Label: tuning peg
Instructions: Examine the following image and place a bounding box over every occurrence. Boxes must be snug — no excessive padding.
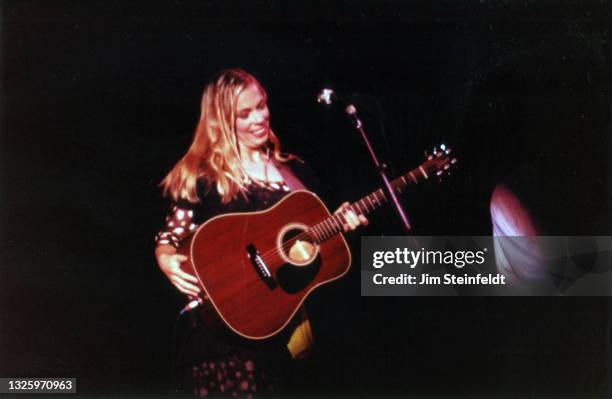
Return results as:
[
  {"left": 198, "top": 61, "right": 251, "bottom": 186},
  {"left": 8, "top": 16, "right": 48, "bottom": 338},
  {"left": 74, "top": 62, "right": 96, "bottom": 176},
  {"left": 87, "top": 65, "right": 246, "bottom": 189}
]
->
[
  {"left": 436, "top": 170, "right": 443, "bottom": 176},
  {"left": 451, "top": 158, "right": 458, "bottom": 164},
  {"left": 444, "top": 165, "right": 450, "bottom": 170}
]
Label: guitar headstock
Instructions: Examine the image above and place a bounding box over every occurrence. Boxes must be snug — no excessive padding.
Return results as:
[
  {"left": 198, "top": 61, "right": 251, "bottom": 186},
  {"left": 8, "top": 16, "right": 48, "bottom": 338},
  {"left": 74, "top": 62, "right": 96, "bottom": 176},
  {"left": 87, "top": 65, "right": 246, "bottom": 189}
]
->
[{"left": 423, "top": 144, "right": 458, "bottom": 180}]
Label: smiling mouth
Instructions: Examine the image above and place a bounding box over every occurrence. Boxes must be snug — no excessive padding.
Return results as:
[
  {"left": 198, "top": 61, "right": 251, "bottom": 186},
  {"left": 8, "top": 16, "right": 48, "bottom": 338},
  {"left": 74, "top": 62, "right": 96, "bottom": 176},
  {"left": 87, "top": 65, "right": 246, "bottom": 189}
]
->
[{"left": 252, "top": 128, "right": 268, "bottom": 136}]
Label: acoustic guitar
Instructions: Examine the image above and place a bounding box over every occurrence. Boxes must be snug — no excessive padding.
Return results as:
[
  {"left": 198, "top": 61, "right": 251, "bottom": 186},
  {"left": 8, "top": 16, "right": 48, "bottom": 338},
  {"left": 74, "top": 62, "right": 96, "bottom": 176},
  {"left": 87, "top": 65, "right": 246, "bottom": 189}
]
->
[{"left": 178, "top": 145, "right": 456, "bottom": 340}]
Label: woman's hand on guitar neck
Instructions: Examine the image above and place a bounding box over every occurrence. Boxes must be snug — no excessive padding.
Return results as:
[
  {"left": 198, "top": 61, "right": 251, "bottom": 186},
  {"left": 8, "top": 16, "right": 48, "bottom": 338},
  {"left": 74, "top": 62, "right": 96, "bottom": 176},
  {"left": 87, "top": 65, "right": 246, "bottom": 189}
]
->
[
  {"left": 155, "top": 245, "right": 201, "bottom": 297},
  {"left": 336, "top": 202, "right": 369, "bottom": 232}
]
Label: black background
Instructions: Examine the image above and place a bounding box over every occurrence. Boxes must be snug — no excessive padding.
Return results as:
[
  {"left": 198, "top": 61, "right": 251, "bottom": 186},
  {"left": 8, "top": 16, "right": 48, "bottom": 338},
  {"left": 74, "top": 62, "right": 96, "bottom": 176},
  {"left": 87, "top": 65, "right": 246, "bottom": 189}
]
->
[{"left": 1, "top": 1, "right": 611, "bottom": 397}]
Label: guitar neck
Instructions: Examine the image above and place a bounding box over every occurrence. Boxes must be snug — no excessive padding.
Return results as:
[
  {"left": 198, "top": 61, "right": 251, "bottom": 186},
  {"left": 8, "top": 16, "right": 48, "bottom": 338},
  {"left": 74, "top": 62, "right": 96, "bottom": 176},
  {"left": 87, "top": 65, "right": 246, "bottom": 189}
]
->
[{"left": 307, "top": 163, "right": 432, "bottom": 244}]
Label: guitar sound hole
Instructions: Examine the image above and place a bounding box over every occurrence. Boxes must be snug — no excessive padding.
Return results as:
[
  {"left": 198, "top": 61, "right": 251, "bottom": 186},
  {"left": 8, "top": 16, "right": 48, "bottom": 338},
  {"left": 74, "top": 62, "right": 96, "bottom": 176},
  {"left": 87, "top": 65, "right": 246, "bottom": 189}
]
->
[
  {"left": 278, "top": 225, "right": 319, "bottom": 266},
  {"left": 276, "top": 224, "right": 321, "bottom": 294}
]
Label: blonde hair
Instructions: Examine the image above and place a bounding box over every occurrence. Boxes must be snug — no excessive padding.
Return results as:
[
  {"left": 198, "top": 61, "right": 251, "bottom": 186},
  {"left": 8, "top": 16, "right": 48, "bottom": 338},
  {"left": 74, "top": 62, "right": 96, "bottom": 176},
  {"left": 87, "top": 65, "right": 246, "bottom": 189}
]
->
[{"left": 161, "top": 68, "right": 296, "bottom": 204}]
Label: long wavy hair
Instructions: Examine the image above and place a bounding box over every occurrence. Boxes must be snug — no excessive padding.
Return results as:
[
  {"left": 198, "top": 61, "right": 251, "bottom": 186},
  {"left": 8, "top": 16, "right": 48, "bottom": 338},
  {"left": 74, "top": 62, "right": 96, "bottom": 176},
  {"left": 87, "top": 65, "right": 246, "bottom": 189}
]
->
[{"left": 161, "top": 68, "right": 296, "bottom": 204}]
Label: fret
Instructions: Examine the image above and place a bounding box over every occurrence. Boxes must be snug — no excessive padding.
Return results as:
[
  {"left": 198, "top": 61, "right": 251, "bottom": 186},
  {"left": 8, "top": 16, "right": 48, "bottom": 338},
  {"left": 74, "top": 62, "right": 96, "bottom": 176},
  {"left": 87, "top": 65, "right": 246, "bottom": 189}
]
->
[
  {"left": 333, "top": 214, "right": 344, "bottom": 232},
  {"left": 330, "top": 217, "right": 339, "bottom": 234},
  {"left": 321, "top": 220, "right": 330, "bottom": 239},
  {"left": 311, "top": 226, "right": 321, "bottom": 243},
  {"left": 418, "top": 166, "right": 428, "bottom": 179},
  {"left": 330, "top": 214, "right": 341, "bottom": 232},
  {"left": 373, "top": 192, "right": 381, "bottom": 206},
  {"left": 409, "top": 171, "right": 418, "bottom": 183},
  {"left": 325, "top": 218, "right": 336, "bottom": 237},
  {"left": 310, "top": 224, "right": 321, "bottom": 242},
  {"left": 306, "top": 228, "right": 314, "bottom": 243},
  {"left": 358, "top": 199, "right": 367, "bottom": 213},
  {"left": 354, "top": 200, "right": 363, "bottom": 214},
  {"left": 313, "top": 224, "right": 322, "bottom": 242},
  {"left": 316, "top": 221, "right": 323, "bottom": 239},
  {"left": 366, "top": 196, "right": 374, "bottom": 210},
  {"left": 328, "top": 217, "right": 337, "bottom": 235},
  {"left": 328, "top": 215, "right": 336, "bottom": 233},
  {"left": 338, "top": 210, "right": 347, "bottom": 228},
  {"left": 317, "top": 223, "right": 326, "bottom": 240},
  {"left": 394, "top": 176, "right": 403, "bottom": 193}
]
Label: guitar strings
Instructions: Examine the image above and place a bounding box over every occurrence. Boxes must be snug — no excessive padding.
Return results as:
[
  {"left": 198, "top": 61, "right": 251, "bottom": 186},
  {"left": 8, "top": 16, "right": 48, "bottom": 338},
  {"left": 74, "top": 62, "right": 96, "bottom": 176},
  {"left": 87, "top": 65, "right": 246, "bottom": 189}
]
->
[
  {"left": 256, "top": 214, "right": 342, "bottom": 264},
  {"left": 257, "top": 209, "right": 354, "bottom": 265}
]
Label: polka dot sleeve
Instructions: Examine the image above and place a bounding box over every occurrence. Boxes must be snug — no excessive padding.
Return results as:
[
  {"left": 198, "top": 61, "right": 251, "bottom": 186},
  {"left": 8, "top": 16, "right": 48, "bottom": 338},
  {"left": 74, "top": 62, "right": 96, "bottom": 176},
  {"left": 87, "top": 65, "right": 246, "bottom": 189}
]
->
[{"left": 155, "top": 205, "right": 199, "bottom": 249}]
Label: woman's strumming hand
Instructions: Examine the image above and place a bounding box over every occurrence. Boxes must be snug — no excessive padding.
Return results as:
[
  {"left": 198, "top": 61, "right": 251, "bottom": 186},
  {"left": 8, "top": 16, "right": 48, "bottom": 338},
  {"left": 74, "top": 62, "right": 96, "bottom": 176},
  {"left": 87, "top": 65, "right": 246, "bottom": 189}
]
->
[{"left": 157, "top": 251, "right": 201, "bottom": 297}]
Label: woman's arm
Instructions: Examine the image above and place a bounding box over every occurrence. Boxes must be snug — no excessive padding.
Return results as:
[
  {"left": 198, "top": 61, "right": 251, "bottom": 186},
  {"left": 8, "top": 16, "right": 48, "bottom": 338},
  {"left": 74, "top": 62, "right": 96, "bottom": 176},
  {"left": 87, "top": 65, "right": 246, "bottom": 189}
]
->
[{"left": 155, "top": 204, "right": 202, "bottom": 297}]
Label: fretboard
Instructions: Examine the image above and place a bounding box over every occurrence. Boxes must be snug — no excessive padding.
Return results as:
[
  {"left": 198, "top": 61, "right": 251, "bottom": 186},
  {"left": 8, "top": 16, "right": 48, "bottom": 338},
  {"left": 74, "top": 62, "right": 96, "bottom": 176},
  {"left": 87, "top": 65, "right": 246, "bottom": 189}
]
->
[{"left": 307, "top": 161, "right": 435, "bottom": 244}]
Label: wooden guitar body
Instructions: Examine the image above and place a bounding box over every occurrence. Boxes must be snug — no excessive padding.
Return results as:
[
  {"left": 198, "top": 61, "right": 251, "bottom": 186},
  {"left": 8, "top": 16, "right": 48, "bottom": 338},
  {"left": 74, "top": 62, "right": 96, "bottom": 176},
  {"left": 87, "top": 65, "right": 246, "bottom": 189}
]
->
[{"left": 180, "top": 190, "right": 351, "bottom": 340}]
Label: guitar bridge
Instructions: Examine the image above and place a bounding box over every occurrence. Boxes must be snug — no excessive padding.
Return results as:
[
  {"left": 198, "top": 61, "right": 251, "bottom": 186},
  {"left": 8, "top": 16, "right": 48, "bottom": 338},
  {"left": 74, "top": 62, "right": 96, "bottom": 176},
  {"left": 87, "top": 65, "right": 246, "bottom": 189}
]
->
[{"left": 246, "top": 244, "right": 277, "bottom": 289}]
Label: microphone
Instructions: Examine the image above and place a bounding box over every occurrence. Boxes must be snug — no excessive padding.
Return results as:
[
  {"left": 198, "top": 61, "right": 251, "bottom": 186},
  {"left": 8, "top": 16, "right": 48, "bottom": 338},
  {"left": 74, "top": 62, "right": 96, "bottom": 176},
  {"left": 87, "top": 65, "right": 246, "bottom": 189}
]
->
[
  {"left": 316, "top": 88, "right": 363, "bottom": 128},
  {"left": 316, "top": 88, "right": 335, "bottom": 105},
  {"left": 180, "top": 297, "right": 204, "bottom": 315}
]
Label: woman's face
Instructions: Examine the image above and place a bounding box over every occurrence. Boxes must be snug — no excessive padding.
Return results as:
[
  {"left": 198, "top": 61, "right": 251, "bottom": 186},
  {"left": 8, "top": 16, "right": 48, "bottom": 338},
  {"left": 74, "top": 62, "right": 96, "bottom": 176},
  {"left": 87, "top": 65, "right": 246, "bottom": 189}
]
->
[{"left": 234, "top": 83, "right": 270, "bottom": 151}]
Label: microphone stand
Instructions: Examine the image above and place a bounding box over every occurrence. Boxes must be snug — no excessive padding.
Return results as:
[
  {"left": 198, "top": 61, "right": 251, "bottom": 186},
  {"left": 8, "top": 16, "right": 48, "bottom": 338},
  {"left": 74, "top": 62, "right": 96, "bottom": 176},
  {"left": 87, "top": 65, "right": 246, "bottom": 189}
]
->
[{"left": 345, "top": 104, "right": 412, "bottom": 233}]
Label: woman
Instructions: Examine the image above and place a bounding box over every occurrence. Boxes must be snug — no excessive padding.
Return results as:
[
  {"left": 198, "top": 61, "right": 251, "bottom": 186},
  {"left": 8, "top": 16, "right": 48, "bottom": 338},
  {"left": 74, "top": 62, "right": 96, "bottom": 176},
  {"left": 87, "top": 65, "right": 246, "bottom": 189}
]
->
[{"left": 155, "top": 68, "right": 366, "bottom": 397}]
